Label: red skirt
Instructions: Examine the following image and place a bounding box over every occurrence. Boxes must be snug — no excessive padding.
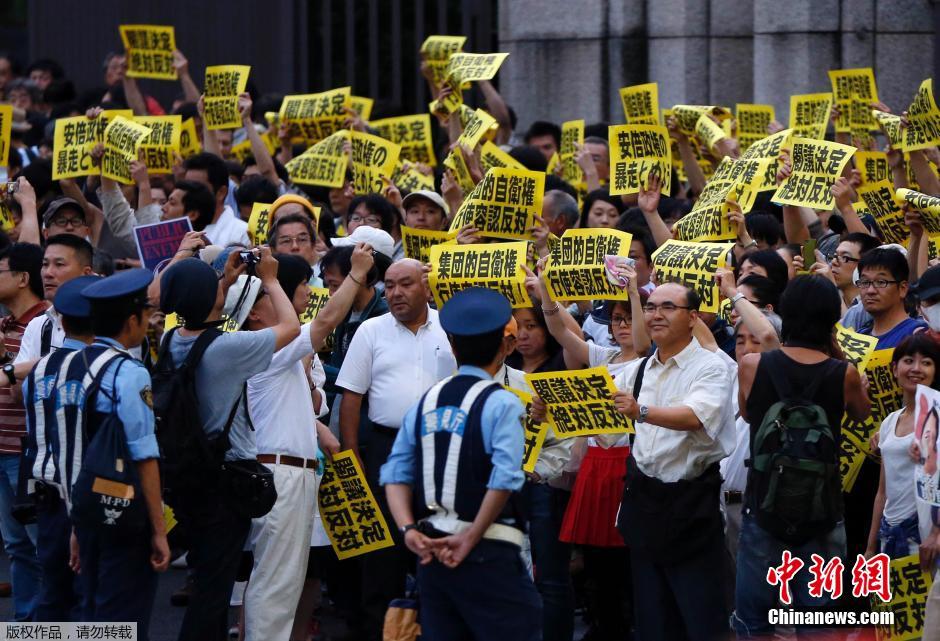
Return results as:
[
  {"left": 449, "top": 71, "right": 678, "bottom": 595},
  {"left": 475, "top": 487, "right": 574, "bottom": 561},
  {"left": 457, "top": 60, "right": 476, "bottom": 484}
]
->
[{"left": 559, "top": 445, "right": 629, "bottom": 547}]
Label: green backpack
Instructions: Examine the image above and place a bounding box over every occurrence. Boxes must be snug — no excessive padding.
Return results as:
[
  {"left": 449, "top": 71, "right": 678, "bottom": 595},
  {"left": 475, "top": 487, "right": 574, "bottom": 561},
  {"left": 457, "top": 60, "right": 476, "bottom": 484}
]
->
[{"left": 748, "top": 351, "right": 844, "bottom": 544}]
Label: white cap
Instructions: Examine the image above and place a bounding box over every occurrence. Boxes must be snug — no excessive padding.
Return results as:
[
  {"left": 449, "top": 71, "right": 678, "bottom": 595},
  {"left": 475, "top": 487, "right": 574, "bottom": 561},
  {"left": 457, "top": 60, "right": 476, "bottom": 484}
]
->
[
  {"left": 332, "top": 226, "right": 395, "bottom": 259},
  {"left": 223, "top": 274, "right": 262, "bottom": 330},
  {"left": 401, "top": 189, "right": 450, "bottom": 217}
]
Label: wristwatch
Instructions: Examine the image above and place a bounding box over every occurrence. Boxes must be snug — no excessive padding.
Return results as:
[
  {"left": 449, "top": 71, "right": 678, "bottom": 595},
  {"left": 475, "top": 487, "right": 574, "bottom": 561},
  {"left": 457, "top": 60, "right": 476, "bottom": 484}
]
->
[
  {"left": 730, "top": 292, "right": 746, "bottom": 307},
  {"left": 3, "top": 363, "right": 15, "bottom": 386},
  {"left": 637, "top": 404, "right": 649, "bottom": 423},
  {"left": 400, "top": 523, "right": 419, "bottom": 535}
]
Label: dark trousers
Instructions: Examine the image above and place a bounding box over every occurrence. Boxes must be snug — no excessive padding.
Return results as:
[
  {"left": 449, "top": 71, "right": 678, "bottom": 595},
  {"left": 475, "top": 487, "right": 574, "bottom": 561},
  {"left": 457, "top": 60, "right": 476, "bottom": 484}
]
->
[
  {"left": 583, "top": 546, "right": 632, "bottom": 640},
  {"left": 630, "top": 528, "right": 729, "bottom": 641},
  {"left": 35, "top": 494, "right": 81, "bottom": 621},
  {"left": 417, "top": 539, "right": 542, "bottom": 641},
  {"left": 176, "top": 494, "right": 251, "bottom": 641},
  {"left": 361, "top": 425, "right": 413, "bottom": 641},
  {"left": 524, "top": 483, "right": 574, "bottom": 641},
  {"left": 76, "top": 526, "right": 157, "bottom": 641}
]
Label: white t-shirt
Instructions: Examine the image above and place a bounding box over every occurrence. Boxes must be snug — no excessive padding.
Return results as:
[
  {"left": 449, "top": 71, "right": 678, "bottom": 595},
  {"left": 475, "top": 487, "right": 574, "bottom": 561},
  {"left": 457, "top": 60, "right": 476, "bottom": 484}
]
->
[
  {"left": 879, "top": 409, "right": 918, "bottom": 526},
  {"left": 247, "top": 323, "right": 319, "bottom": 460},
  {"left": 335, "top": 308, "right": 457, "bottom": 428},
  {"left": 15, "top": 309, "right": 64, "bottom": 365},
  {"left": 204, "top": 205, "right": 250, "bottom": 248},
  {"left": 582, "top": 315, "right": 617, "bottom": 347}
]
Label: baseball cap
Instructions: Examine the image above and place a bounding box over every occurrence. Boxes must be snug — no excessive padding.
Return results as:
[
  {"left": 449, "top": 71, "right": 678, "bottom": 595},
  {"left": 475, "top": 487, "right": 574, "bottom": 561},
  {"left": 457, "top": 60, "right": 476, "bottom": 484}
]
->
[
  {"left": 43, "top": 197, "right": 86, "bottom": 228},
  {"left": 331, "top": 225, "right": 395, "bottom": 259},
  {"left": 401, "top": 190, "right": 450, "bottom": 217}
]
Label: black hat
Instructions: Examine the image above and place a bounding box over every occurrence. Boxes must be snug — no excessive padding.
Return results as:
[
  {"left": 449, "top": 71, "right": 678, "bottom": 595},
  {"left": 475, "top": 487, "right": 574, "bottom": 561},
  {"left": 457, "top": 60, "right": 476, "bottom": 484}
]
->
[
  {"left": 913, "top": 264, "right": 940, "bottom": 302},
  {"left": 439, "top": 288, "right": 512, "bottom": 336}
]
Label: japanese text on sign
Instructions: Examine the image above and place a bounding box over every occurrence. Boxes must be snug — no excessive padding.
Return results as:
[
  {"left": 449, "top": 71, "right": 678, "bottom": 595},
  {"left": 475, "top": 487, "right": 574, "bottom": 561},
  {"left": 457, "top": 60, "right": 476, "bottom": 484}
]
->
[
  {"left": 428, "top": 241, "right": 530, "bottom": 309},
  {"left": 736, "top": 104, "right": 775, "bottom": 153},
  {"left": 671, "top": 105, "right": 732, "bottom": 136},
  {"left": 858, "top": 181, "right": 907, "bottom": 245},
  {"left": 543, "top": 228, "right": 633, "bottom": 302},
  {"left": 299, "top": 287, "right": 330, "bottom": 324},
  {"left": 350, "top": 131, "right": 401, "bottom": 194},
  {"left": 438, "top": 53, "right": 509, "bottom": 113},
  {"left": 828, "top": 68, "right": 879, "bottom": 135},
  {"left": 286, "top": 130, "right": 350, "bottom": 188},
  {"left": 119, "top": 24, "right": 176, "bottom": 80},
  {"left": 52, "top": 116, "right": 99, "bottom": 180},
  {"left": 480, "top": 140, "right": 525, "bottom": 173},
  {"left": 319, "top": 451, "right": 394, "bottom": 559},
  {"left": 507, "top": 387, "right": 548, "bottom": 473},
  {"left": 560, "top": 120, "right": 585, "bottom": 188},
  {"left": 448, "top": 167, "right": 544, "bottom": 241},
  {"left": 524, "top": 367, "right": 633, "bottom": 439},
  {"left": 401, "top": 226, "right": 451, "bottom": 264},
  {"left": 620, "top": 83, "right": 659, "bottom": 126},
  {"left": 608, "top": 124, "right": 672, "bottom": 196},
  {"left": 420, "top": 35, "right": 466, "bottom": 87},
  {"left": 280, "top": 87, "right": 351, "bottom": 144},
  {"left": 102, "top": 116, "right": 152, "bottom": 184},
  {"left": 789, "top": 93, "right": 833, "bottom": 141},
  {"left": 897, "top": 188, "right": 940, "bottom": 235},
  {"left": 871, "top": 554, "right": 933, "bottom": 641},
  {"left": 135, "top": 115, "right": 181, "bottom": 174},
  {"left": 651, "top": 240, "right": 735, "bottom": 313},
  {"left": 203, "top": 65, "right": 251, "bottom": 130},
  {"left": 905, "top": 78, "right": 940, "bottom": 151},
  {"left": 371, "top": 114, "right": 438, "bottom": 166},
  {"left": 772, "top": 138, "right": 855, "bottom": 210}
]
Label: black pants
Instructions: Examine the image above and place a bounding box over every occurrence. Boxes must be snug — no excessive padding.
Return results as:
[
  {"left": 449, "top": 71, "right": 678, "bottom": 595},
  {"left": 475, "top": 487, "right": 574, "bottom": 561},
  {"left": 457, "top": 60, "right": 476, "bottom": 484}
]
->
[
  {"left": 176, "top": 492, "right": 251, "bottom": 641},
  {"left": 582, "top": 546, "right": 632, "bottom": 640},
  {"left": 361, "top": 425, "right": 413, "bottom": 641},
  {"left": 35, "top": 494, "right": 81, "bottom": 621}
]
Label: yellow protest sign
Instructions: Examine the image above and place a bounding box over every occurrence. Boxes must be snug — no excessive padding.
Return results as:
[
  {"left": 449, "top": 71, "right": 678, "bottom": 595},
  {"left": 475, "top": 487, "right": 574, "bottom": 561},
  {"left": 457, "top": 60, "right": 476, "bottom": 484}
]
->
[
  {"left": 439, "top": 53, "right": 510, "bottom": 113},
  {"left": 507, "top": 387, "right": 549, "bottom": 473},
  {"left": 546, "top": 152, "right": 560, "bottom": 175},
  {"left": 671, "top": 105, "right": 732, "bottom": 136},
  {"left": 0, "top": 105, "right": 10, "bottom": 168},
  {"left": 247, "top": 202, "right": 273, "bottom": 245},
  {"left": 651, "top": 240, "right": 735, "bottom": 313},
  {"left": 734, "top": 128, "right": 791, "bottom": 192},
  {"left": 543, "top": 229, "right": 633, "bottom": 301},
  {"left": 179, "top": 118, "right": 201, "bottom": 158},
  {"left": 897, "top": 188, "right": 940, "bottom": 235},
  {"left": 52, "top": 116, "right": 100, "bottom": 180},
  {"left": 560, "top": 120, "right": 585, "bottom": 188},
  {"left": 203, "top": 65, "right": 251, "bottom": 130},
  {"left": 285, "top": 130, "right": 350, "bottom": 188},
  {"left": 905, "top": 78, "right": 940, "bottom": 151},
  {"left": 479, "top": 140, "right": 525, "bottom": 172},
  {"left": 371, "top": 114, "right": 437, "bottom": 166},
  {"left": 871, "top": 554, "right": 934, "bottom": 641},
  {"left": 448, "top": 167, "right": 544, "bottom": 240},
  {"left": 608, "top": 124, "right": 672, "bottom": 196},
  {"left": 280, "top": 87, "right": 351, "bottom": 143},
  {"left": 443, "top": 147, "right": 476, "bottom": 193},
  {"left": 299, "top": 287, "right": 330, "bottom": 324},
  {"left": 858, "top": 181, "right": 907, "bottom": 245},
  {"left": 674, "top": 158, "right": 753, "bottom": 243},
  {"left": 856, "top": 151, "right": 890, "bottom": 186},
  {"left": 736, "top": 104, "right": 775, "bottom": 153},
  {"left": 319, "top": 450, "right": 394, "bottom": 560},
  {"left": 788, "top": 93, "right": 833, "bottom": 140},
  {"left": 420, "top": 35, "right": 467, "bottom": 87},
  {"left": 135, "top": 115, "right": 181, "bottom": 175},
  {"left": 349, "top": 96, "right": 373, "bottom": 121},
  {"left": 401, "top": 226, "right": 451, "bottom": 263},
  {"left": 772, "top": 138, "right": 855, "bottom": 210},
  {"left": 873, "top": 109, "right": 904, "bottom": 149},
  {"left": 229, "top": 139, "right": 253, "bottom": 164},
  {"left": 428, "top": 241, "right": 530, "bottom": 308},
  {"left": 455, "top": 108, "right": 497, "bottom": 151},
  {"left": 350, "top": 131, "right": 401, "bottom": 194},
  {"left": 525, "top": 367, "right": 633, "bottom": 439},
  {"left": 119, "top": 25, "right": 176, "bottom": 80},
  {"left": 866, "top": 348, "right": 904, "bottom": 427},
  {"left": 392, "top": 163, "right": 435, "bottom": 193},
  {"left": 840, "top": 431, "right": 867, "bottom": 492},
  {"left": 828, "top": 68, "right": 879, "bottom": 134},
  {"left": 620, "top": 83, "right": 659, "bottom": 125},
  {"left": 835, "top": 323, "right": 878, "bottom": 372},
  {"left": 102, "top": 116, "right": 152, "bottom": 184},
  {"left": 695, "top": 113, "right": 727, "bottom": 152}
]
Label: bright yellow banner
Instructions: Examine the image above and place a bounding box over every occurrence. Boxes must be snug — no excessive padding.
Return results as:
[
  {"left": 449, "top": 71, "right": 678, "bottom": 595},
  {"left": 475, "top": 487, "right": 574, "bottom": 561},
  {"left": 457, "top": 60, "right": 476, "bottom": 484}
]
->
[
  {"left": 439, "top": 53, "right": 510, "bottom": 113},
  {"left": 736, "top": 104, "right": 775, "bottom": 153},
  {"left": 871, "top": 554, "right": 934, "bottom": 641},
  {"left": 737, "top": 129, "right": 792, "bottom": 192},
  {"left": 524, "top": 367, "right": 633, "bottom": 439},
  {"left": 135, "top": 115, "right": 181, "bottom": 175},
  {"left": 789, "top": 93, "right": 833, "bottom": 140},
  {"left": 204, "top": 65, "right": 251, "bottom": 130},
  {"left": 420, "top": 35, "right": 467, "bottom": 87},
  {"left": 896, "top": 188, "right": 940, "bottom": 235},
  {"left": 620, "top": 83, "right": 659, "bottom": 126},
  {"left": 905, "top": 78, "right": 940, "bottom": 151},
  {"left": 560, "top": 120, "right": 585, "bottom": 188},
  {"left": 674, "top": 159, "right": 751, "bottom": 243},
  {"left": 651, "top": 240, "right": 735, "bottom": 313},
  {"left": 52, "top": 116, "right": 100, "bottom": 180},
  {"left": 371, "top": 114, "right": 437, "bottom": 167},
  {"left": 0, "top": 105, "right": 11, "bottom": 169},
  {"left": 448, "top": 167, "right": 544, "bottom": 240},
  {"left": 772, "top": 137, "right": 855, "bottom": 210},
  {"left": 280, "top": 87, "right": 351, "bottom": 143},
  {"left": 351, "top": 131, "right": 401, "bottom": 194},
  {"left": 119, "top": 24, "right": 176, "bottom": 80},
  {"left": 247, "top": 202, "right": 273, "bottom": 245},
  {"left": 179, "top": 118, "right": 201, "bottom": 158},
  {"left": 856, "top": 150, "right": 890, "bottom": 185},
  {"left": 608, "top": 124, "right": 672, "bottom": 196},
  {"left": 102, "top": 116, "right": 152, "bottom": 184},
  {"left": 695, "top": 113, "right": 727, "bottom": 152},
  {"left": 428, "top": 241, "right": 530, "bottom": 308},
  {"left": 506, "top": 387, "right": 548, "bottom": 473},
  {"left": 828, "top": 68, "right": 878, "bottom": 135},
  {"left": 867, "top": 348, "right": 904, "bottom": 426},
  {"left": 835, "top": 323, "right": 878, "bottom": 372},
  {"left": 319, "top": 450, "right": 395, "bottom": 560},
  {"left": 455, "top": 108, "right": 497, "bottom": 151},
  {"left": 401, "top": 225, "right": 451, "bottom": 264},
  {"left": 671, "top": 105, "right": 732, "bottom": 136},
  {"left": 858, "top": 181, "right": 907, "bottom": 245},
  {"left": 285, "top": 130, "right": 350, "bottom": 188},
  {"left": 479, "top": 140, "right": 525, "bottom": 173},
  {"left": 299, "top": 287, "right": 330, "bottom": 324},
  {"left": 544, "top": 228, "right": 633, "bottom": 301},
  {"left": 392, "top": 163, "right": 436, "bottom": 193},
  {"left": 443, "top": 147, "right": 476, "bottom": 193},
  {"left": 349, "top": 96, "right": 373, "bottom": 121},
  {"left": 873, "top": 109, "right": 904, "bottom": 149}
]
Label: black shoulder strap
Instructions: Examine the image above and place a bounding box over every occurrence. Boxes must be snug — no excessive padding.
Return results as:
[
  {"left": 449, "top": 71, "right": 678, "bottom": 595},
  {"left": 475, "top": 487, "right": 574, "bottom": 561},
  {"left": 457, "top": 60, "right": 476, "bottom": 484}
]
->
[
  {"left": 632, "top": 355, "right": 653, "bottom": 399},
  {"left": 181, "top": 328, "right": 224, "bottom": 369},
  {"left": 39, "top": 317, "right": 53, "bottom": 357},
  {"left": 764, "top": 350, "right": 827, "bottom": 403}
]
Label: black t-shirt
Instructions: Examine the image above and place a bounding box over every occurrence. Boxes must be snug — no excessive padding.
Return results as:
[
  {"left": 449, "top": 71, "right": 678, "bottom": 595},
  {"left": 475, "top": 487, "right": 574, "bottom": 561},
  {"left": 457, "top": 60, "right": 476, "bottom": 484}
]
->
[{"left": 504, "top": 348, "right": 566, "bottom": 375}]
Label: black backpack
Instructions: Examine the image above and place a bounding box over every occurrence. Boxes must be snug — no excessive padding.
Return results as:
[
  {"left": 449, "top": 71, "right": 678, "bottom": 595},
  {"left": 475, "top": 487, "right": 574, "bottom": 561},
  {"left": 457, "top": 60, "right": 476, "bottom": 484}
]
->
[
  {"left": 748, "top": 351, "right": 844, "bottom": 544},
  {"left": 152, "top": 328, "right": 236, "bottom": 507}
]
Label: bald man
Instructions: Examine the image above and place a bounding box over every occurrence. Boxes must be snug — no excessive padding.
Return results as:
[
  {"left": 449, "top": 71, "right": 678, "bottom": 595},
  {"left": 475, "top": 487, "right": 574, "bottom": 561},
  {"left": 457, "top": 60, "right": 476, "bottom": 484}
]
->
[{"left": 335, "top": 257, "right": 457, "bottom": 640}]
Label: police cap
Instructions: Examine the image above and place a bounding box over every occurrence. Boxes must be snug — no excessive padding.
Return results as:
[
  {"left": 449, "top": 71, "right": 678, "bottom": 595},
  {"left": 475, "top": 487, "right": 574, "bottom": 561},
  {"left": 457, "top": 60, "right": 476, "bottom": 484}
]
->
[
  {"left": 53, "top": 275, "right": 103, "bottom": 318},
  {"left": 439, "top": 287, "right": 512, "bottom": 337},
  {"left": 81, "top": 268, "right": 153, "bottom": 307}
]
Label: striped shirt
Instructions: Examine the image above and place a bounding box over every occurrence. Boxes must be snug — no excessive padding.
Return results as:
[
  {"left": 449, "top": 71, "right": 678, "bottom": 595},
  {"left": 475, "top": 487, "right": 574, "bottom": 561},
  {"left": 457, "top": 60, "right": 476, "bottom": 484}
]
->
[{"left": 0, "top": 302, "right": 50, "bottom": 454}]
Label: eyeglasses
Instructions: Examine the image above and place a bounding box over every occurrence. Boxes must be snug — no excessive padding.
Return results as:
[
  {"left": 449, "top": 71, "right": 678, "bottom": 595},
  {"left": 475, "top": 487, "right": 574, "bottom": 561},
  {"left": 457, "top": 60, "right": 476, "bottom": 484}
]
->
[
  {"left": 610, "top": 315, "right": 632, "bottom": 327},
  {"left": 50, "top": 216, "right": 86, "bottom": 228},
  {"left": 828, "top": 253, "right": 860, "bottom": 265},
  {"left": 275, "top": 234, "right": 312, "bottom": 247},
  {"left": 855, "top": 279, "right": 900, "bottom": 290},
  {"left": 349, "top": 214, "right": 382, "bottom": 226},
  {"left": 643, "top": 302, "right": 692, "bottom": 314}
]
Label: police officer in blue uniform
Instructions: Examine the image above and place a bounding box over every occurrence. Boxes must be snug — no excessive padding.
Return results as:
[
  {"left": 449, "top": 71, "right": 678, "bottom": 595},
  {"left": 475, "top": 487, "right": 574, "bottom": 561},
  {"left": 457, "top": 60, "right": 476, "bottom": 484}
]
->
[
  {"left": 381, "top": 287, "right": 542, "bottom": 641},
  {"left": 68, "top": 269, "right": 169, "bottom": 638},
  {"left": 24, "top": 274, "right": 101, "bottom": 620}
]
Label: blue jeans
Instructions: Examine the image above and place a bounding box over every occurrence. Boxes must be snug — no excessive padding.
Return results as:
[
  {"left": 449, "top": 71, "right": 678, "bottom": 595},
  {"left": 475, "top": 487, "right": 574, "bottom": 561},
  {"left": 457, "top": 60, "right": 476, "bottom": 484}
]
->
[
  {"left": 526, "top": 483, "right": 574, "bottom": 641},
  {"left": 0, "top": 452, "right": 41, "bottom": 621},
  {"left": 732, "top": 512, "right": 847, "bottom": 639}
]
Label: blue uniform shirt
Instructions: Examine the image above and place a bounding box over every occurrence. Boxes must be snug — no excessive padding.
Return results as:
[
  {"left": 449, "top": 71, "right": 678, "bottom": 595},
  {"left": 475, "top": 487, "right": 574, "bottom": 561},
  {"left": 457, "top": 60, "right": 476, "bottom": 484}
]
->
[
  {"left": 92, "top": 337, "right": 159, "bottom": 462},
  {"left": 380, "top": 365, "right": 526, "bottom": 491}
]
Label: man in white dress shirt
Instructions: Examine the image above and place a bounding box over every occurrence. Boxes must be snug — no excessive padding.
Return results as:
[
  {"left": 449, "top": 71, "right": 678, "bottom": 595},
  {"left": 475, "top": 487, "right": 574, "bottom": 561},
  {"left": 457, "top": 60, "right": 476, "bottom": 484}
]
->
[{"left": 183, "top": 152, "right": 249, "bottom": 248}]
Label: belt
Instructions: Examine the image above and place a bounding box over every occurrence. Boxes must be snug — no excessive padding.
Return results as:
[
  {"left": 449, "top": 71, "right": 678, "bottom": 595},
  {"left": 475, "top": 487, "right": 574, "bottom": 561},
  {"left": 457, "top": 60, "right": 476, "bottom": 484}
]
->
[
  {"left": 724, "top": 490, "right": 743, "bottom": 505},
  {"left": 371, "top": 424, "right": 399, "bottom": 437},
  {"left": 257, "top": 453, "right": 319, "bottom": 471},
  {"left": 425, "top": 514, "right": 525, "bottom": 548}
]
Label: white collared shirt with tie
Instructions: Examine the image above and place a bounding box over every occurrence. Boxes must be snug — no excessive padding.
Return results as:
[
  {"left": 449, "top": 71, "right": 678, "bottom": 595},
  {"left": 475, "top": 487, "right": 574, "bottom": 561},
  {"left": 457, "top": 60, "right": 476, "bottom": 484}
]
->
[{"left": 613, "top": 336, "right": 736, "bottom": 482}]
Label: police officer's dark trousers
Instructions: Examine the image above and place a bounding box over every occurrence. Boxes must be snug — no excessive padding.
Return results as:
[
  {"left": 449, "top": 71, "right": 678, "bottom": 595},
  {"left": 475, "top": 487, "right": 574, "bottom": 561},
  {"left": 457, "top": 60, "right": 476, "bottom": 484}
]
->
[
  {"left": 417, "top": 538, "right": 542, "bottom": 641},
  {"left": 75, "top": 526, "right": 157, "bottom": 640},
  {"left": 34, "top": 490, "right": 82, "bottom": 620}
]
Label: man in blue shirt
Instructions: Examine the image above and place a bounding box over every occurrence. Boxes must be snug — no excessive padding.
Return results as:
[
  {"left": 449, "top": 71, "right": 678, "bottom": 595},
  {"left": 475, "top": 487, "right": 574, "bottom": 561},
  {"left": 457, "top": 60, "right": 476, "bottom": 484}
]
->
[
  {"left": 381, "top": 288, "right": 541, "bottom": 641},
  {"left": 856, "top": 247, "right": 927, "bottom": 349}
]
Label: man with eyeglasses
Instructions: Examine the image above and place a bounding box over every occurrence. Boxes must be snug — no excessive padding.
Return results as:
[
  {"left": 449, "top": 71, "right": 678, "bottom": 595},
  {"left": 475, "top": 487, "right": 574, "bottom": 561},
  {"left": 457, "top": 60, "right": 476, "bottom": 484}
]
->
[
  {"left": 606, "top": 281, "right": 735, "bottom": 641},
  {"left": 42, "top": 198, "right": 90, "bottom": 242},
  {"left": 823, "top": 232, "right": 881, "bottom": 329},
  {"left": 854, "top": 247, "right": 926, "bottom": 349}
]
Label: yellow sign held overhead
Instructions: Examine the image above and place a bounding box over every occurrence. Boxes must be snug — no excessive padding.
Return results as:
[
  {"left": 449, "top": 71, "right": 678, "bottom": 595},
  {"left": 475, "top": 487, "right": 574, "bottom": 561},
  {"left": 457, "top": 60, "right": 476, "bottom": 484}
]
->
[
  {"left": 788, "top": 93, "right": 833, "bottom": 140},
  {"left": 651, "top": 240, "right": 734, "bottom": 313},
  {"left": 299, "top": 287, "right": 330, "bottom": 324},
  {"left": 828, "top": 68, "right": 878, "bottom": 135},
  {"left": 179, "top": 118, "right": 201, "bottom": 158},
  {"left": 119, "top": 25, "right": 176, "bottom": 80},
  {"left": 544, "top": 228, "right": 633, "bottom": 301},
  {"left": 898, "top": 187, "right": 940, "bottom": 235},
  {"left": 904, "top": 78, "right": 940, "bottom": 151},
  {"left": 420, "top": 35, "right": 467, "bottom": 87},
  {"left": 506, "top": 387, "right": 549, "bottom": 473},
  {"left": 135, "top": 115, "right": 181, "bottom": 175},
  {"left": 619, "top": 83, "right": 659, "bottom": 126},
  {"left": 736, "top": 104, "right": 775, "bottom": 153},
  {"left": 524, "top": 367, "right": 633, "bottom": 439},
  {"left": 772, "top": 137, "right": 855, "bottom": 210},
  {"left": 401, "top": 226, "right": 451, "bottom": 264},
  {"left": 279, "top": 87, "right": 351, "bottom": 144},
  {"left": 350, "top": 131, "right": 401, "bottom": 194},
  {"left": 101, "top": 116, "right": 152, "bottom": 184},
  {"left": 285, "top": 130, "right": 350, "bottom": 188},
  {"left": 858, "top": 181, "right": 907, "bottom": 245},
  {"left": 204, "top": 65, "right": 251, "bottom": 130},
  {"left": 371, "top": 114, "right": 437, "bottom": 167},
  {"left": 428, "top": 241, "right": 530, "bottom": 308},
  {"left": 560, "top": 120, "right": 585, "bottom": 189},
  {"left": 448, "top": 167, "right": 544, "bottom": 241},
  {"left": 52, "top": 116, "right": 100, "bottom": 180},
  {"left": 438, "top": 53, "right": 509, "bottom": 113},
  {"left": 608, "top": 124, "right": 672, "bottom": 196}
]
